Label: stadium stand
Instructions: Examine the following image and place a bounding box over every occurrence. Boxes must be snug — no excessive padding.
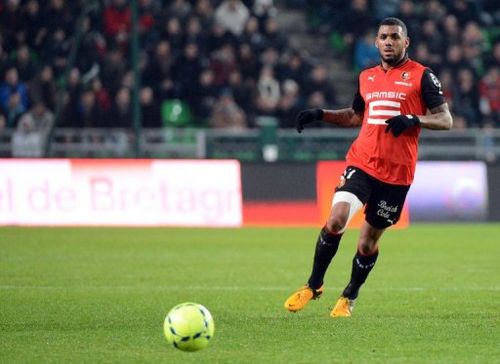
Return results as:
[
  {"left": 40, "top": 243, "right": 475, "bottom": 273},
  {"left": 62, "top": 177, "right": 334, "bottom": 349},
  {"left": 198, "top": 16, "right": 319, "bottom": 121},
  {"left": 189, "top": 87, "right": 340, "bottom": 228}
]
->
[{"left": 0, "top": 0, "right": 498, "bottom": 158}]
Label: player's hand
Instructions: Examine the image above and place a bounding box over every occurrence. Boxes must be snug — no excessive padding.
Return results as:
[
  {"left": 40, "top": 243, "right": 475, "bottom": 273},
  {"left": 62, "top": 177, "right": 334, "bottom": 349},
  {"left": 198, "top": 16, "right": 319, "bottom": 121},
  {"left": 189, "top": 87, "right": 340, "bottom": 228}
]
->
[
  {"left": 295, "top": 108, "right": 323, "bottom": 133},
  {"left": 385, "top": 114, "right": 420, "bottom": 137}
]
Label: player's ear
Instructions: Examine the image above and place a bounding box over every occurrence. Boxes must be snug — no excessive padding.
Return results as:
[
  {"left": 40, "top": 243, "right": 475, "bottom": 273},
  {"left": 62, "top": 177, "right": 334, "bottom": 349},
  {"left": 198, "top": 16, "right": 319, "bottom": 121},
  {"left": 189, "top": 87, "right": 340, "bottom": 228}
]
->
[{"left": 404, "top": 36, "right": 410, "bottom": 49}]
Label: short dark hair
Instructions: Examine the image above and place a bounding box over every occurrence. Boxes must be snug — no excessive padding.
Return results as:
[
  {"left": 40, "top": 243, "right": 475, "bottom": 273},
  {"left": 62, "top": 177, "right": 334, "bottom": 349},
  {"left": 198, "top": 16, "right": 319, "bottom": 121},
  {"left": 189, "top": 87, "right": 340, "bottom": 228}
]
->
[{"left": 378, "top": 17, "right": 408, "bottom": 36}]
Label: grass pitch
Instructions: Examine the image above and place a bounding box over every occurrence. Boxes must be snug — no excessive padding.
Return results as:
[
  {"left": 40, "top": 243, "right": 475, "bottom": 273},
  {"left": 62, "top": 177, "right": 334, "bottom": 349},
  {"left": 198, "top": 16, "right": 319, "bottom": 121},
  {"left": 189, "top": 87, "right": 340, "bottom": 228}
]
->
[{"left": 1, "top": 225, "right": 499, "bottom": 363}]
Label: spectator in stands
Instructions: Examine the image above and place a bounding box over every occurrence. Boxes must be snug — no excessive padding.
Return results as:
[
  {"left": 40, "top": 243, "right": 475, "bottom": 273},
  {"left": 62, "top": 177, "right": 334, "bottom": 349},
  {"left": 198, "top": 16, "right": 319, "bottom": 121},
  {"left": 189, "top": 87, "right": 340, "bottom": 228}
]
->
[
  {"left": 253, "top": 0, "right": 277, "bottom": 24},
  {"left": 303, "top": 65, "right": 336, "bottom": 107},
  {"left": 0, "top": 0, "right": 23, "bottom": 51},
  {"left": 422, "top": 0, "right": 447, "bottom": 22},
  {"left": 256, "top": 65, "right": 280, "bottom": 115},
  {"left": 439, "top": 68, "right": 456, "bottom": 109},
  {"left": 276, "top": 79, "right": 303, "bottom": 128},
  {"left": 69, "top": 89, "right": 101, "bottom": 128},
  {"left": 206, "top": 22, "right": 235, "bottom": 55},
  {"left": 237, "top": 43, "right": 260, "bottom": 81},
  {"left": 12, "top": 111, "right": 45, "bottom": 157},
  {"left": 100, "top": 48, "right": 127, "bottom": 96},
  {"left": 444, "top": 44, "right": 468, "bottom": 75},
  {"left": 43, "top": 27, "right": 71, "bottom": 78},
  {"left": 479, "top": 67, "right": 500, "bottom": 125},
  {"left": 43, "top": 0, "right": 74, "bottom": 34},
  {"left": 29, "top": 65, "right": 57, "bottom": 112},
  {"left": 0, "top": 114, "right": 6, "bottom": 132},
  {"left": 240, "top": 16, "right": 267, "bottom": 53},
  {"left": 353, "top": 30, "right": 380, "bottom": 71},
  {"left": 210, "top": 43, "right": 238, "bottom": 86},
  {"left": 484, "top": 41, "right": 500, "bottom": 70},
  {"left": 337, "top": 0, "right": 376, "bottom": 65},
  {"left": 0, "top": 67, "right": 29, "bottom": 119},
  {"left": 0, "top": 44, "right": 8, "bottom": 79},
  {"left": 454, "top": 67, "right": 482, "bottom": 127},
  {"left": 215, "top": 0, "right": 250, "bottom": 37},
  {"left": 162, "top": 17, "right": 184, "bottom": 54},
  {"left": 210, "top": 88, "right": 247, "bottom": 129},
  {"left": 228, "top": 69, "right": 256, "bottom": 119},
  {"left": 140, "top": 86, "right": 161, "bottom": 128},
  {"left": 103, "top": 0, "right": 131, "bottom": 48},
  {"left": 192, "top": 68, "right": 220, "bottom": 123},
  {"left": 175, "top": 42, "right": 203, "bottom": 100},
  {"left": 185, "top": 16, "right": 206, "bottom": 54},
  {"left": 395, "top": 0, "right": 421, "bottom": 43},
  {"left": 143, "top": 40, "right": 176, "bottom": 100},
  {"left": 441, "top": 14, "right": 461, "bottom": 46},
  {"left": 17, "top": 100, "right": 53, "bottom": 135},
  {"left": 449, "top": 0, "right": 481, "bottom": 27},
  {"left": 420, "top": 19, "right": 444, "bottom": 61},
  {"left": 11, "top": 44, "right": 37, "bottom": 83},
  {"left": 168, "top": 0, "right": 192, "bottom": 20},
  {"left": 194, "top": 0, "right": 214, "bottom": 29},
  {"left": 2, "top": 92, "right": 26, "bottom": 128},
  {"left": 263, "top": 17, "right": 288, "bottom": 52},
  {"left": 90, "top": 78, "right": 112, "bottom": 113},
  {"left": 279, "top": 51, "right": 310, "bottom": 86},
  {"left": 461, "top": 21, "right": 487, "bottom": 74},
  {"left": 302, "top": 90, "right": 329, "bottom": 128},
  {"left": 107, "top": 87, "right": 132, "bottom": 128},
  {"left": 414, "top": 42, "right": 441, "bottom": 74}
]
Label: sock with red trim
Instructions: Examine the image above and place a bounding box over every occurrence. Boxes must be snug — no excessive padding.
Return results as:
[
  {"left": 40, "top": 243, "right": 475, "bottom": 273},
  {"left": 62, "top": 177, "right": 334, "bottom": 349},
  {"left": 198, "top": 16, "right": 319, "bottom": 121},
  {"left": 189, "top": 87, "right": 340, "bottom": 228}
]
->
[
  {"left": 307, "top": 226, "right": 343, "bottom": 289},
  {"left": 342, "top": 248, "right": 379, "bottom": 299}
]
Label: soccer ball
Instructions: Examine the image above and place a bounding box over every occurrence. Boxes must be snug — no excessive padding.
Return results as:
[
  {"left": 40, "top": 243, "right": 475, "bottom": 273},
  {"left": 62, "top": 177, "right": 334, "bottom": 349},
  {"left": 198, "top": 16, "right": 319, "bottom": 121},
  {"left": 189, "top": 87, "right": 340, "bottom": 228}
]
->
[{"left": 163, "top": 302, "right": 215, "bottom": 352}]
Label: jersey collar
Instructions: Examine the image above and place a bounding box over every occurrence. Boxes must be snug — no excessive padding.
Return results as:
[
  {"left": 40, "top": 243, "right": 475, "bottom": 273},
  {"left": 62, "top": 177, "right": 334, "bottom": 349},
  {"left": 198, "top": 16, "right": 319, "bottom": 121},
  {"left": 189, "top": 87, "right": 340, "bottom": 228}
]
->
[{"left": 380, "top": 53, "right": 410, "bottom": 72}]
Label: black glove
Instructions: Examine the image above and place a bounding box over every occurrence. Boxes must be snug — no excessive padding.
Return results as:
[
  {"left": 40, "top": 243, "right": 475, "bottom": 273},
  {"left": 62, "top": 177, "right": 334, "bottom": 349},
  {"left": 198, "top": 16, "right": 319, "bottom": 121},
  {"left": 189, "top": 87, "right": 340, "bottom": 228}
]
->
[
  {"left": 385, "top": 114, "right": 420, "bottom": 137},
  {"left": 295, "top": 108, "right": 323, "bottom": 133}
]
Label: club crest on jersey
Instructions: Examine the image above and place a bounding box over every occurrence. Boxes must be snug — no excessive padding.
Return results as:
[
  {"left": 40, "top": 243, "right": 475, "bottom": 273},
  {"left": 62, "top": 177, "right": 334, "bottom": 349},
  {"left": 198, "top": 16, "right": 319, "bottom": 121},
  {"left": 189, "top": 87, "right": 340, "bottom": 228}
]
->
[{"left": 401, "top": 71, "right": 410, "bottom": 81}]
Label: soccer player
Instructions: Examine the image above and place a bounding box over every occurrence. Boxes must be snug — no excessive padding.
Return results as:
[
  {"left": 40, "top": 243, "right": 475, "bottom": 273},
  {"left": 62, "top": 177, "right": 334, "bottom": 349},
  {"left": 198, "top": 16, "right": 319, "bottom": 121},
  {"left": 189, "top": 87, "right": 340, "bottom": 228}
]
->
[{"left": 284, "top": 17, "right": 453, "bottom": 317}]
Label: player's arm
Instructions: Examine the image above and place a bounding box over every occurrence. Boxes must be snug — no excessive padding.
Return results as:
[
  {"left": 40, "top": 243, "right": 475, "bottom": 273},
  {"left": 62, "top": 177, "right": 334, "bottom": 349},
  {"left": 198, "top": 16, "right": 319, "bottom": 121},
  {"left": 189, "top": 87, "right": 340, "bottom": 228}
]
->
[
  {"left": 321, "top": 108, "right": 363, "bottom": 127},
  {"left": 295, "top": 87, "right": 364, "bottom": 133},
  {"left": 418, "top": 102, "right": 453, "bottom": 130},
  {"left": 385, "top": 69, "right": 453, "bottom": 137}
]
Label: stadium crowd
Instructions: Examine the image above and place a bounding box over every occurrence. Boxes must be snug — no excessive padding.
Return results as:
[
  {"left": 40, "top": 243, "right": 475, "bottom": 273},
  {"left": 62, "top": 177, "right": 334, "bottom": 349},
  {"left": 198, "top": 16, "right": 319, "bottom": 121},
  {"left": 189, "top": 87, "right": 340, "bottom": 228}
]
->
[{"left": 0, "top": 0, "right": 498, "bottom": 140}]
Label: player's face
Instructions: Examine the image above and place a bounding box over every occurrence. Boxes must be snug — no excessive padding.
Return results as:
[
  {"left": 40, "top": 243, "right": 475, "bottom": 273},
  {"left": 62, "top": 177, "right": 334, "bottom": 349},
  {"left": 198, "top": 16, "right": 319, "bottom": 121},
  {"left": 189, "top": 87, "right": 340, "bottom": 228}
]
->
[{"left": 375, "top": 25, "right": 409, "bottom": 65}]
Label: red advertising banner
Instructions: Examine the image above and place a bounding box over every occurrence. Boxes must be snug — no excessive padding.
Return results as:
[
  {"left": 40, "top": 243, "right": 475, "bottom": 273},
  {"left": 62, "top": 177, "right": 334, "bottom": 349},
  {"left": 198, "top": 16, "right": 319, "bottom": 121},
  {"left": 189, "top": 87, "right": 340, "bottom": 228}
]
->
[{"left": 0, "top": 159, "right": 242, "bottom": 227}]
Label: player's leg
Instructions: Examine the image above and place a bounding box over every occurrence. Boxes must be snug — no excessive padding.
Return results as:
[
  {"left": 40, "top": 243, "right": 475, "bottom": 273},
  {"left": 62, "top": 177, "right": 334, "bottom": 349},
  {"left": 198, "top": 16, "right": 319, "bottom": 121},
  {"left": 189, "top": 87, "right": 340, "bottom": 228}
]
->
[
  {"left": 284, "top": 167, "right": 368, "bottom": 312},
  {"left": 331, "top": 222, "right": 384, "bottom": 317},
  {"left": 331, "top": 180, "right": 410, "bottom": 317},
  {"left": 307, "top": 192, "right": 364, "bottom": 290},
  {"left": 284, "top": 196, "right": 362, "bottom": 312}
]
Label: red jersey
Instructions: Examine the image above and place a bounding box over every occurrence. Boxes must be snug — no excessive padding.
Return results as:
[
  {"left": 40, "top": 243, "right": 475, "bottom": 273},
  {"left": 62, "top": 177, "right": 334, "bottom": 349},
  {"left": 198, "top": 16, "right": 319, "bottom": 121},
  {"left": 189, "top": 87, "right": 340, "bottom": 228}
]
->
[{"left": 346, "top": 59, "right": 444, "bottom": 185}]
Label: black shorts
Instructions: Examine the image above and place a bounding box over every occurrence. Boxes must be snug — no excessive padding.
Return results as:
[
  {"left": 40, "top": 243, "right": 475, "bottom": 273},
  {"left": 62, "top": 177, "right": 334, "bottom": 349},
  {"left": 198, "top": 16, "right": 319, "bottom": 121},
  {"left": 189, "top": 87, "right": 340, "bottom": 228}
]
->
[{"left": 335, "top": 166, "right": 410, "bottom": 229}]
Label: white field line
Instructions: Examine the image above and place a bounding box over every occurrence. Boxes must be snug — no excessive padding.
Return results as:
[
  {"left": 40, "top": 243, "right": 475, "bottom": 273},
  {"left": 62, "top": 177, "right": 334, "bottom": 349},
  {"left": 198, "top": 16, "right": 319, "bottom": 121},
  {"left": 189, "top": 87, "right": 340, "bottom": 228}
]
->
[{"left": 0, "top": 285, "right": 499, "bottom": 292}]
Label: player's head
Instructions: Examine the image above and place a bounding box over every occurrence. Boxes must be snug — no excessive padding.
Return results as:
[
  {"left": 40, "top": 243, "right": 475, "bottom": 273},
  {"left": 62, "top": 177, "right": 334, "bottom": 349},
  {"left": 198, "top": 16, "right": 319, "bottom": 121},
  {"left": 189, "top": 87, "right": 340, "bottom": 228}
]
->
[{"left": 375, "top": 17, "right": 409, "bottom": 66}]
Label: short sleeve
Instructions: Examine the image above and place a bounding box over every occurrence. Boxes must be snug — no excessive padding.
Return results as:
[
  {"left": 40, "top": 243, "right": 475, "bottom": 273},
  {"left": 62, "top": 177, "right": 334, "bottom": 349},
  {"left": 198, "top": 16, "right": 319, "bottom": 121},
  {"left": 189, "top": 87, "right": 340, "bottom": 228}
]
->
[{"left": 421, "top": 68, "right": 446, "bottom": 110}]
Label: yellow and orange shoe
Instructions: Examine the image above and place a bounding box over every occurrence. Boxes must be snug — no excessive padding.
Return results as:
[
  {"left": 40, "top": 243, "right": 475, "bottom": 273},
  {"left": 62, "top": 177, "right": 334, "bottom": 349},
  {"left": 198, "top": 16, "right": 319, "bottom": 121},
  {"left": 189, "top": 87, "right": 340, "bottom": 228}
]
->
[
  {"left": 284, "top": 285, "right": 323, "bottom": 312},
  {"left": 330, "top": 296, "right": 354, "bottom": 318}
]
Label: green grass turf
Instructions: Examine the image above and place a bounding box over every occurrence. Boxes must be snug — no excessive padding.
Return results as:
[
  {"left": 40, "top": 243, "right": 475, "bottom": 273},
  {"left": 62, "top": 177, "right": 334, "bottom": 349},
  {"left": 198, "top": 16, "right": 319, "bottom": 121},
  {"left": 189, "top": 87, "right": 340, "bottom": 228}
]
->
[{"left": 1, "top": 225, "right": 499, "bottom": 363}]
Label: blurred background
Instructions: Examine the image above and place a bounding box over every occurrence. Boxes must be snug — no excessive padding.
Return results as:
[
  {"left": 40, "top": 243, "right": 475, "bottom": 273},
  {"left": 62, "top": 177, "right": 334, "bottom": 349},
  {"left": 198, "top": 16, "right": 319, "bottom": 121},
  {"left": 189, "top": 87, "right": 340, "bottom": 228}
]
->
[
  {"left": 0, "top": 0, "right": 498, "bottom": 161},
  {"left": 0, "top": 0, "right": 498, "bottom": 226}
]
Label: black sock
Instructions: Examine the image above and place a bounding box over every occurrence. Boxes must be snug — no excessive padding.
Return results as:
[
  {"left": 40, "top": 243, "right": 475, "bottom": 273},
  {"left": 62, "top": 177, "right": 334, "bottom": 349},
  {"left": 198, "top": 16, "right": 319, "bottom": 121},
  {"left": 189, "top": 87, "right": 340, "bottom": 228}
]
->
[
  {"left": 307, "top": 226, "right": 342, "bottom": 289},
  {"left": 342, "top": 249, "right": 379, "bottom": 300}
]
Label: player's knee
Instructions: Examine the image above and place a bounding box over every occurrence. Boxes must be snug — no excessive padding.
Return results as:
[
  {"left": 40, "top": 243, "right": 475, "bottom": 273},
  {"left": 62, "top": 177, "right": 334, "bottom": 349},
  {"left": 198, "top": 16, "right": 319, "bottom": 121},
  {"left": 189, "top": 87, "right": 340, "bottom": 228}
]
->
[
  {"left": 358, "top": 241, "right": 378, "bottom": 255},
  {"left": 326, "top": 215, "right": 348, "bottom": 234}
]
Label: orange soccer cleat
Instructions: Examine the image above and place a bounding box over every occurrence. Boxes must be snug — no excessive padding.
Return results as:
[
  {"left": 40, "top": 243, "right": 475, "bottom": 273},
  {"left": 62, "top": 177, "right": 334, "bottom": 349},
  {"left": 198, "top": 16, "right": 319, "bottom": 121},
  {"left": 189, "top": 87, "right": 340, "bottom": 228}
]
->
[
  {"left": 330, "top": 296, "right": 355, "bottom": 318},
  {"left": 284, "top": 285, "right": 324, "bottom": 312}
]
